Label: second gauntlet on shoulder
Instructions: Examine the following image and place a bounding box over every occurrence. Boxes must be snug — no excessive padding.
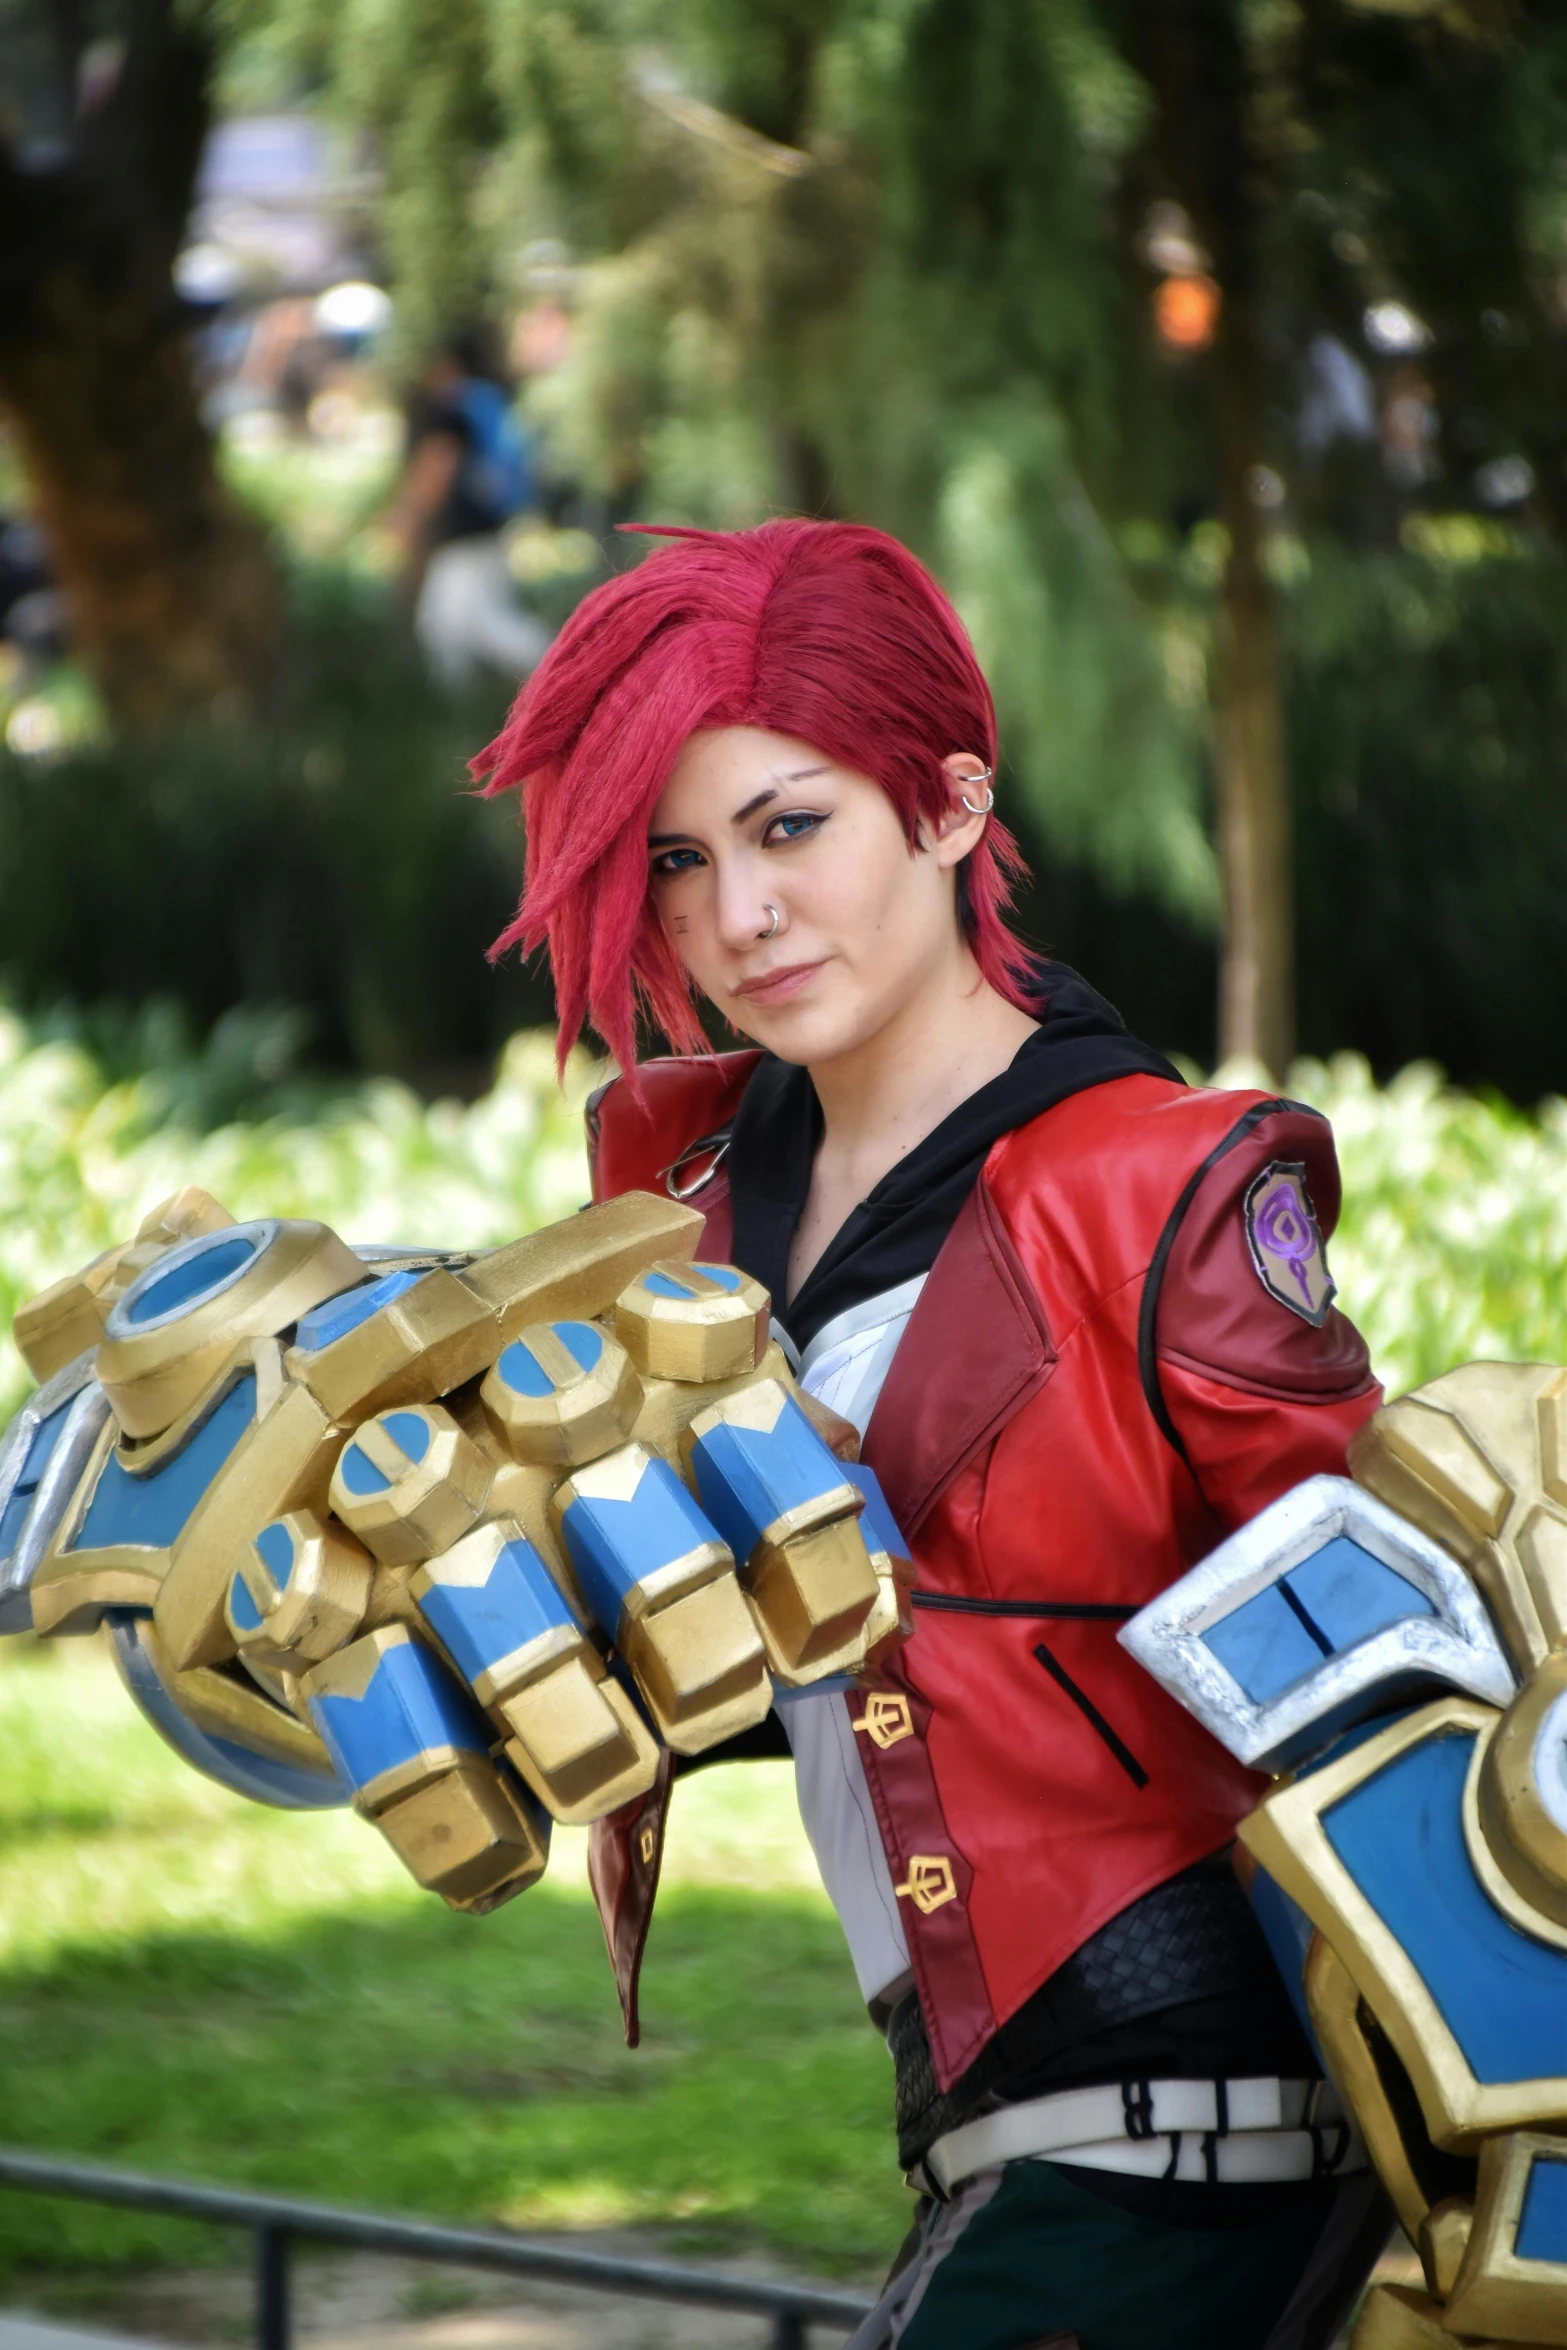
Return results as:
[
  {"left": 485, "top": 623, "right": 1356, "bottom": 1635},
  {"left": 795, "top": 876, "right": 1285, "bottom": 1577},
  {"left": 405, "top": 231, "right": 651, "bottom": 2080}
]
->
[{"left": 1122, "top": 1362, "right": 1567, "bottom": 2350}]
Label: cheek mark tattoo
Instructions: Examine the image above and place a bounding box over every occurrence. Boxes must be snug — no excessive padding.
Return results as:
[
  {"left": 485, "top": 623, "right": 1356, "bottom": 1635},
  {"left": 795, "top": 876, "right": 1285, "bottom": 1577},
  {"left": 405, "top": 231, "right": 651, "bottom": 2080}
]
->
[{"left": 673, "top": 917, "right": 689, "bottom": 934}]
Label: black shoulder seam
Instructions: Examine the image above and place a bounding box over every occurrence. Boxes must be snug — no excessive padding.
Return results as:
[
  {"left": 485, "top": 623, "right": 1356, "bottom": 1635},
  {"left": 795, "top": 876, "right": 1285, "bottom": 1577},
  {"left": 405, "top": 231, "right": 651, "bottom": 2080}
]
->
[{"left": 1136, "top": 1097, "right": 1298, "bottom": 1469}]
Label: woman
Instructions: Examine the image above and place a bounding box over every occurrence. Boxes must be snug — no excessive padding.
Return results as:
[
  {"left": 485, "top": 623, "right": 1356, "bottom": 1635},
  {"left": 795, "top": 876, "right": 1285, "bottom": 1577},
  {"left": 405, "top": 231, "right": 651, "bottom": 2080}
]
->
[{"left": 477, "top": 519, "right": 1388, "bottom": 2350}]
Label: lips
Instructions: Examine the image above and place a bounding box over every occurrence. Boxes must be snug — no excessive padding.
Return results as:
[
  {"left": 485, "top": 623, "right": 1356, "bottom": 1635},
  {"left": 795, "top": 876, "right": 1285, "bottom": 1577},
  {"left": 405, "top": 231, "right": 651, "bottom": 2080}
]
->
[{"left": 732, "top": 960, "right": 826, "bottom": 1007}]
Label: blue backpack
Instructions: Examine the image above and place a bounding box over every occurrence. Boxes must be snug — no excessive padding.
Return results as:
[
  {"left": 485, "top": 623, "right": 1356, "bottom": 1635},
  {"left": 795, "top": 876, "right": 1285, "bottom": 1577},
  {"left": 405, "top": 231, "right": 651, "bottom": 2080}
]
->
[{"left": 455, "top": 378, "right": 534, "bottom": 524}]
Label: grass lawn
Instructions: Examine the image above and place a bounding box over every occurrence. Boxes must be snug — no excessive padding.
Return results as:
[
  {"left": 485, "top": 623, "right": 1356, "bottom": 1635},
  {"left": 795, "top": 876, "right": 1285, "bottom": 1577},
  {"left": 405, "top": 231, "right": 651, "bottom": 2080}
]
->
[{"left": 0, "top": 1638, "right": 911, "bottom": 2283}]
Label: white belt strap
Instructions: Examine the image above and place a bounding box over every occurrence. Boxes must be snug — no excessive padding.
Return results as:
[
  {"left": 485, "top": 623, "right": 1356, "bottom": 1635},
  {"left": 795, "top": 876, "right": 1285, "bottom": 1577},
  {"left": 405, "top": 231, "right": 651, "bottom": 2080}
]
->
[{"left": 924, "top": 2077, "right": 1365, "bottom": 2198}]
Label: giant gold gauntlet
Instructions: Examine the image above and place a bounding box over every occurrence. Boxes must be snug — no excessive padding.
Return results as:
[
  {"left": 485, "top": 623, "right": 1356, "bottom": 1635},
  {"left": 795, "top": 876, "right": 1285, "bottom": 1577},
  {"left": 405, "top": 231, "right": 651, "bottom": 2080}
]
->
[
  {"left": 1125, "top": 1367, "right": 1567, "bottom": 2350},
  {"left": 0, "top": 1187, "right": 903, "bottom": 1917}
]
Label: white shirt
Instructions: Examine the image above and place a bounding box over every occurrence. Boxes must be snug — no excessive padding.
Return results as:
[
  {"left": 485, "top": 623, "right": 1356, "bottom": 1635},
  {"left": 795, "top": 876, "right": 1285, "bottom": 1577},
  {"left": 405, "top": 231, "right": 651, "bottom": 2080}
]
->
[{"left": 774, "top": 1277, "right": 926, "bottom": 2005}]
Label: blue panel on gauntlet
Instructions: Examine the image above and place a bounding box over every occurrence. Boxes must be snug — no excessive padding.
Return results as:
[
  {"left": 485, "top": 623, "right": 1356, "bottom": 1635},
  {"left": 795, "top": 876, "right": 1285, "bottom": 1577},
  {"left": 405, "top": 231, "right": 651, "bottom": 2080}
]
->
[
  {"left": 685, "top": 1387, "right": 852, "bottom": 1564},
  {"left": 1205, "top": 1538, "right": 1436, "bottom": 1706},
  {"left": 305, "top": 1625, "right": 489, "bottom": 1813},
  {"left": 497, "top": 1323, "right": 604, "bottom": 1392},
  {"left": 67, "top": 1374, "right": 257, "bottom": 1553},
  {"left": 293, "top": 1271, "right": 422, "bottom": 1353},
  {"left": 679, "top": 1383, "right": 877, "bottom": 1682},
  {"left": 414, "top": 1535, "right": 578, "bottom": 1691},
  {"left": 1322, "top": 1731, "right": 1567, "bottom": 2084},
  {"left": 555, "top": 1447, "right": 730, "bottom": 1640},
  {"left": 1518, "top": 2157, "right": 1567, "bottom": 2263},
  {"left": 410, "top": 1520, "right": 663, "bottom": 1824},
  {"left": 550, "top": 1442, "right": 767, "bottom": 1755},
  {"left": 842, "top": 1460, "right": 911, "bottom": 1573},
  {"left": 1119, "top": 1473, "right": 1514, "bottom": 1774}
]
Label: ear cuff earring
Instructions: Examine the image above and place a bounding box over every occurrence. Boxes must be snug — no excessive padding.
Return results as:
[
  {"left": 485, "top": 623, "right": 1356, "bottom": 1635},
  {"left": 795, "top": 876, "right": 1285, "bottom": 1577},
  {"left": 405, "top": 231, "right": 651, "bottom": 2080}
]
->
[{"left": 960, "top": 766, "right": 996, "bottom": 815}]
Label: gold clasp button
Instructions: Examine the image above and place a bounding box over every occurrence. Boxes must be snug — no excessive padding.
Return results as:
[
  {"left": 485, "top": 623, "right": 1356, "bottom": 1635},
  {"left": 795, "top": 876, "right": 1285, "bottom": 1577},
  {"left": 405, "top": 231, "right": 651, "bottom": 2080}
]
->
[
  {"left": 893, "top": 1854, "right": 956, "bottom": 1914},
  {"left": 853, "top": 1692, "right": 914, "bottom": 1750},
  {"left": 639, "top": 1824, "right": 658, "bottom": 1866}
]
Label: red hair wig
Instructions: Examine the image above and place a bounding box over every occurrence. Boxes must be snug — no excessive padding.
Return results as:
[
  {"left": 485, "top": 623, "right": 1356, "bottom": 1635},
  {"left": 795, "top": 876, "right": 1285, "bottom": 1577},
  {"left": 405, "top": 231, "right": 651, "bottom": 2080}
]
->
[{"left": 475, "top": 518, "right": 1033, "bottom": 1072}]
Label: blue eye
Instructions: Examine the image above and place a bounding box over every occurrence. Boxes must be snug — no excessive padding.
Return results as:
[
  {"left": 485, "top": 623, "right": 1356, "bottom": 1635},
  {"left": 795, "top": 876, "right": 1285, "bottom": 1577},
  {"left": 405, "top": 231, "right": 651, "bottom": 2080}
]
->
[
  {"left": 651, "top": 846, "right": 704, "bottom": 876},
  {"left": 766, "top": 811, "right": 824, "bottom": 845}
]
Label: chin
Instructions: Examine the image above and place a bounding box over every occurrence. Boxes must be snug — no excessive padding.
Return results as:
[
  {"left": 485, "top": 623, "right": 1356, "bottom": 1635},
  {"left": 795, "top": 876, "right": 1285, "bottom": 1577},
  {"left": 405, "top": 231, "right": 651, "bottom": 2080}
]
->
[{"left": 726, "top": 993, "right": 877, "bottom": 1067}]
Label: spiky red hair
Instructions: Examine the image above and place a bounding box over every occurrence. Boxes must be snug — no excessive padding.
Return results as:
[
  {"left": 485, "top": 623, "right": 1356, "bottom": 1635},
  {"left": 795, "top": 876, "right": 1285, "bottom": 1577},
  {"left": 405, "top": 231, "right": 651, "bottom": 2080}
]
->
[{"left": 475, "top": 518, "right": 1032, "bottom": 1073}]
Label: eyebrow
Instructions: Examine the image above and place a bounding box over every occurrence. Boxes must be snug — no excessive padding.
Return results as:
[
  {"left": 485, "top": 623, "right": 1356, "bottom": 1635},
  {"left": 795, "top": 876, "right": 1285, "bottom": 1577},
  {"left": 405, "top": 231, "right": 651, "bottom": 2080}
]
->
[{"left": 648, "top": 768, "right": 832, "bottom": 849}]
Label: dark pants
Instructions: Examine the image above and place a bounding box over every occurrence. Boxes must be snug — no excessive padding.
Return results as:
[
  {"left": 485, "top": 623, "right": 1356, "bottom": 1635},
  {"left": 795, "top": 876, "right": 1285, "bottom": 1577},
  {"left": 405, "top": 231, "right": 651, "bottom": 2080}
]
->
[{"left": 844, "top": 2163, "right": 1390, "bottom": 2350}]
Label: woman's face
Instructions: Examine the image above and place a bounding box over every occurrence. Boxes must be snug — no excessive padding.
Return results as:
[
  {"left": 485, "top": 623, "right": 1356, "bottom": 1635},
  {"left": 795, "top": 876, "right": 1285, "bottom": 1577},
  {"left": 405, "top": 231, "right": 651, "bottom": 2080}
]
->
[{"left": 647, "top": 726, "right": 987, "bottom": 1066}]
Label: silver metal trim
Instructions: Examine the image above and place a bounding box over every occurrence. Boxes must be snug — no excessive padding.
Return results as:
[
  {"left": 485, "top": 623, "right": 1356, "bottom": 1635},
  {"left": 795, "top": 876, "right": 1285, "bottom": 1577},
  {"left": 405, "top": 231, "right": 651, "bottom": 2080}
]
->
[
  {"left": 346, "top": 1244, "right": 473, "bottom": 1270},
  {"left": 106, "top": 1614, "right": 347, "bottom": 1810},
  {"left": 103, "top": 1219, "right": 280, "bottom": 1339},
  {"left": 0, "top": 1376, "right": 112, "bottom": 1631},
  {"left": 1118, "top": 1472, "right": 1516, "bottom": 1773},
  {"left": 0, "top": 1349, "right": 96, "bottom": 1549},
  {"left": 659, "top": 1134, "right": 731, "bottom": 1202}
]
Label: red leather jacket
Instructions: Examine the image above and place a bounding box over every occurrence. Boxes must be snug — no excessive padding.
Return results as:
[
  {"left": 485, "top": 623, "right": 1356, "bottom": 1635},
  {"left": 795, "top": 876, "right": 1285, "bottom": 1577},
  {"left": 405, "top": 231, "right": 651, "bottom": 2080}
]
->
[{"left": 585, "top": 1053, "right": 1381, "bottom": 2092}]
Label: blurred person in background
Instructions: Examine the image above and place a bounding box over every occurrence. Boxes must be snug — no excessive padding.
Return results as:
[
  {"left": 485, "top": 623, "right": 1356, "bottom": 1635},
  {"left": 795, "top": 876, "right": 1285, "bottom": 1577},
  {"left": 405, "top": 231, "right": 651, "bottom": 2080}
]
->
[
  {"left": 237, "top": 296, "right": 335, "bottom": 437},
  {"left": 388, "top": 329, "right": 551, "bottom": 691},
  {"left": 510, "top": 296, "right": 573, "bottom": 384}
]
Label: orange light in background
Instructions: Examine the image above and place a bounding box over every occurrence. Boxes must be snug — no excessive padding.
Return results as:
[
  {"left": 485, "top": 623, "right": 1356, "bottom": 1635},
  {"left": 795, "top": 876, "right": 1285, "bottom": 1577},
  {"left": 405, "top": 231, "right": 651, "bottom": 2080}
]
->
[{"left": 1154, "top": 273, "right": 1221, "bottom": 353}]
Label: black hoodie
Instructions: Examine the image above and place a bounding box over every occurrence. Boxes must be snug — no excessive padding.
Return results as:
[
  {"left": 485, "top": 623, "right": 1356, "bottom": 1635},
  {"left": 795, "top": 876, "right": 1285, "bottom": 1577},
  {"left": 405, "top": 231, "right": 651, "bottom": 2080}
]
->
[{"left": 725, "top": 962, "right": 1181, "bottom": 1352}]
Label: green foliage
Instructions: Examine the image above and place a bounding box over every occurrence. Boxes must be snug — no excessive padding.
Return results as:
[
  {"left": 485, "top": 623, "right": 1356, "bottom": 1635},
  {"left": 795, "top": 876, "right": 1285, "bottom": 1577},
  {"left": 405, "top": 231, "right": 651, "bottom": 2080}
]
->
[
  {"left": 219, "top": 418, "right": 401, "bottom": 562},
  {"left": 1288, "top": 8, "right": 1567, "bottom": 513},
  {"left": 240, "top": 0, "right": 1567, "bottom": 939},
  {"left": 213, "top": 0, "right": 1216, "bottom": 921},
  {"left": 0, "top": 1002, "right": 1562, "bottom": 1420},
  {"left": 0, "top": 1640, "right": 901, "bottom": 2276},
  {"left": 519, "top": 0, "right": 1216, "bottom": 916},
  {"left": 1057, "top": 522, "right": 1567, "bottom": 1098},
  {"left": 0, "top": 567, "right": 555, "bottom": 1085},
  {"left": 1252, "top": 1053, "right": 1567, "bottom": 1399},
  {"left": 220, "top": 0, "right": 509, "bottom": 360},
  {"left": 192, "top": 0, "right": 1567, "bottom": 1095},
  {"left": 0, "top": 1022, "right": 597, "bottom": 1421},
  {"left": 931, "top": 403, "right": 1214, "bottom": 916},
  {"left": 1289, "top": 540, "right": 1567, "bottom": 1101}
]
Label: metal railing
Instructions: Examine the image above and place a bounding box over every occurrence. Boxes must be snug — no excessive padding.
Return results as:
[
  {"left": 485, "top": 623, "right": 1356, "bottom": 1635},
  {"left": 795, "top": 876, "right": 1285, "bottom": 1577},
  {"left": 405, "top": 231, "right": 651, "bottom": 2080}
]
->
[{"left": 0, "top": 2150, "right": 874, "bottom": 2350}]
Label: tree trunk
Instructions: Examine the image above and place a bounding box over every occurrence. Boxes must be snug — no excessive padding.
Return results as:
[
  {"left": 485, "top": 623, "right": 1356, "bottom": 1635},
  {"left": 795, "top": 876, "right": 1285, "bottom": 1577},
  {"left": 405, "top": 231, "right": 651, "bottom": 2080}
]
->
[
  {"left": 0, "top": 0, "right": 282, "bottom": 729},
  {"left": 0, "top": 285, "right": 281, "bottom": 730},
  {"left": 1122, "top": 0, "right": 1296, "bottom": 1075},
  {"left": 1214, "top": 372, "right": 1293, "bottom": 1073}
]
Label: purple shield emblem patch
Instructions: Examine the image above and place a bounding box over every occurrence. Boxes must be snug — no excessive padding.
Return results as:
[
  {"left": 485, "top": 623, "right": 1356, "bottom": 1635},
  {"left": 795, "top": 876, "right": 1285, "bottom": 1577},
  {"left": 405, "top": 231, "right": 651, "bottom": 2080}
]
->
[{"left": 1243, "top": 1161, "right": 1336, "bottom": 1327}]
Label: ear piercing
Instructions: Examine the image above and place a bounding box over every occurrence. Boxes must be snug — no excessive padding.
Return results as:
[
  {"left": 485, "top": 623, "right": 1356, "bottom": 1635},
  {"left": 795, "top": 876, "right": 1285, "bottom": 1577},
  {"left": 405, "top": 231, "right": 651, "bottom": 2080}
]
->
[
  {"left": 960, "top": 766, "right": 996, "bottom": 816},
  {"left": 759, "top": 905, "right": 781, "bottom": 941}
]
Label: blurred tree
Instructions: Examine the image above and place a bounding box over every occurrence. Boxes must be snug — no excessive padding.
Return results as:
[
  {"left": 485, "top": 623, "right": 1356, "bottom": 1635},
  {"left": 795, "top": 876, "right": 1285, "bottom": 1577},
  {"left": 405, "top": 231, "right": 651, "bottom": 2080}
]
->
[
  {"left": 1112, "top": 0, "right": 1567, "bottom": 1065},
  {"left": 237, "top": 0, "right": 505, "bottom": 362},
  {"left": 260, "top": 0, "right": 1567, "bottom": 1072},
  {"left": 0, "top": 0, "right": 281, "bottom": 725},
  {"left": 266, "top": 0, "right": 1220, "bottom": 958}
]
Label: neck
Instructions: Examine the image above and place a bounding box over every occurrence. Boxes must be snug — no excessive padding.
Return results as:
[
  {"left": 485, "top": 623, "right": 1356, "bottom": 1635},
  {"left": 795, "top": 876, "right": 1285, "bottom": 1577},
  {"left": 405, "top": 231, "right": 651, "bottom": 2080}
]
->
[{"left": 807, "top": 944, "right": 1037, "bottom": 1195}]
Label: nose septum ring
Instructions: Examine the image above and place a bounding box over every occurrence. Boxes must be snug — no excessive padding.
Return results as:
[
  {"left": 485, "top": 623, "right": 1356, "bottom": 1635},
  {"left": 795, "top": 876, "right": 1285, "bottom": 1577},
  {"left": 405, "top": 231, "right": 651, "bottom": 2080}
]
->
[{"left": 759, "top": 905, "right": 781, "bottom": 941}]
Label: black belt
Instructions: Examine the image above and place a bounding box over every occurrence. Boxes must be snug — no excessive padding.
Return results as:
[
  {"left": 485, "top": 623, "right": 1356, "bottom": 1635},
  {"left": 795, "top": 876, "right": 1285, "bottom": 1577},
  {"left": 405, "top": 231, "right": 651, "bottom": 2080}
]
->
[{"left": 888, "top": 1854, "right": 1300, "bottom": 2173}]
